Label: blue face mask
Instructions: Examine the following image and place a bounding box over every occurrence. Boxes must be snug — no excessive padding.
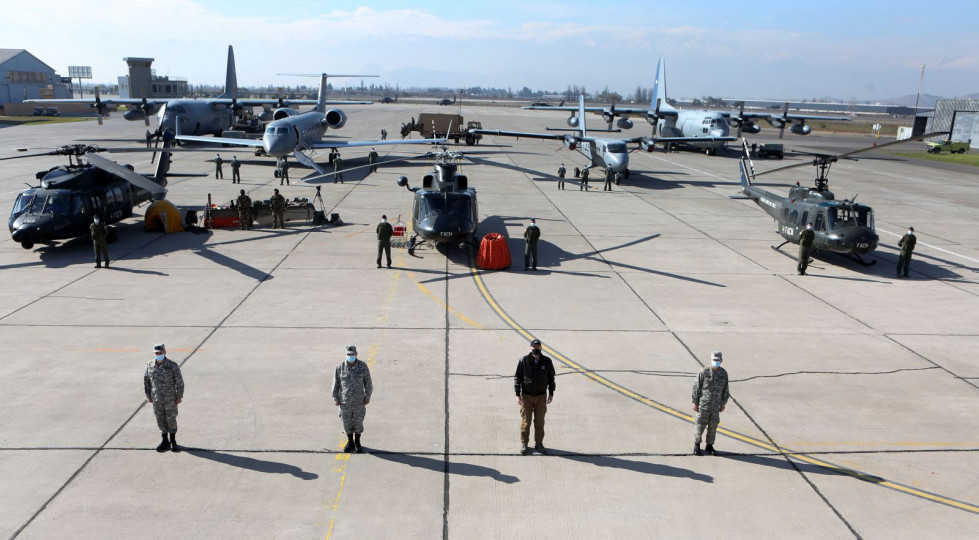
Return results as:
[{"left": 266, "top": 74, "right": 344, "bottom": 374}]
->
[
  {"left": 711, "top": 361, "right": 721, "bottom": 369},
  {"left": 155, "top": 354, "right": 165, "bottom": 362},
  {"left": 346, "top": 355, "right": 356, "bottom": 363}
]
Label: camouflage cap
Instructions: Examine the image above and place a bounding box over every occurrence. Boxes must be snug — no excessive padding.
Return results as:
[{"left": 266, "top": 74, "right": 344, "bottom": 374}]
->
[
  {"left": 345, "top": 345, "right": 357, "bottom": 354},
  {"left": 711, "top": 351, "right": 722, "bottom": 361},
  {"left": 153, "top": 343, "right": 165, "bottom": 352}
]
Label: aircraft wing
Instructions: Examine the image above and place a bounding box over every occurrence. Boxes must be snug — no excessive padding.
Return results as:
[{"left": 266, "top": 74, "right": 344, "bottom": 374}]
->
[
  {"left": 469, "top": 129, "right": 568, "bottom": 141},
  {"left": 218, "top": 99, "right": 372, "bottom": 107},
  {"left": 741, "top": 112, "right": 851, "bottom": 122},
  {"left": 637, "top": 135, "right": 738, "bottom": 143},
  {"left": 22, "top": 98, "right": 165, "bottom": 106},
  {"left": 307, "top": 137, "right": 447, "bottom": 150},
  {"left": 522, "top": 105, "right": 650, "bottom": 115},
  {"left": 175, "top": 134, "right": 266, "bottom": 147}
]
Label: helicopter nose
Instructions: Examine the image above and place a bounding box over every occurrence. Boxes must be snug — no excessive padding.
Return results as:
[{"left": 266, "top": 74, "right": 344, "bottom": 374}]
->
[{"left": 11, "top": 225, "right": 34, "bottom": 243}]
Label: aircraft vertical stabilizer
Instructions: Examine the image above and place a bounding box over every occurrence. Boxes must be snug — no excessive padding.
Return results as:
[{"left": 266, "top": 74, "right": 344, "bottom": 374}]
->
[
  {"left": 652, "top": 57, "right": 675, "bottom": 112},
  {"left": 315, "top": 74, "right": 327, "bottom": 113},
  {"left": 218, "top": 45, "right": 238, "bottom": 99}
]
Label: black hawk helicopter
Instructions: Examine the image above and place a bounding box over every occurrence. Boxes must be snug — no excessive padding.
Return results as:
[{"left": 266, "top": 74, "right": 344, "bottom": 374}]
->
[
  {"left": 737, "top": 132, "right": 948, "bottom": 264},
  {"left": 6, "top": 144, "right": 171, "bottom": 250},
  {"left": 397, "top": 147, "right": 478, "bottom": 254}
]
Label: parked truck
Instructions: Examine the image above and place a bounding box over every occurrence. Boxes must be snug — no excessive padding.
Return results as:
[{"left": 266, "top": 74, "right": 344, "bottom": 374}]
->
[
  {"left": 401, "top": 113, "right": 482, "bottom": 145},
  {"left": 926, "top": 139, "right": 971, "bottom": 154}
]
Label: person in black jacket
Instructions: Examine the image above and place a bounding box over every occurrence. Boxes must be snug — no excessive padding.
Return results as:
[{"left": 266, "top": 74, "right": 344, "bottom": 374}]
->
[{"left": 514, "top": 339, "right": 555, "bottom": 455}]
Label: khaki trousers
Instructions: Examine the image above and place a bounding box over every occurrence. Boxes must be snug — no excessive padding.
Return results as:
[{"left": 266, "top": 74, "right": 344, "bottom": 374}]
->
[{"left": 520, "top": 393, "right": 547, "bottom": 444}]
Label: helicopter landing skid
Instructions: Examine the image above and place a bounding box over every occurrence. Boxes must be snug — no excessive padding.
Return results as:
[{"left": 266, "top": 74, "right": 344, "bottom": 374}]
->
[
  {"left": 848, "top": 253, "right": 877, "bottom": 266},
  {"left": 770, "top": 241, "right": 811, "bottom": 264}
]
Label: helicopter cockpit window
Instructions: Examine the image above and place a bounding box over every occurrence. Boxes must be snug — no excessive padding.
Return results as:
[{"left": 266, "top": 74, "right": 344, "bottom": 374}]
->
[
  {"left": 857, "top": 208, "right": 873, "bottom": 228},
  {"left": 73, "top": 195, "right": 86, "bottom": 215},
  {"left": 44, "top": 194, "right": 70, "bottom": 215},
  {"left": 12, "top": 191, "right": 37, "bottom": 216},
  {"left": 607, "top": 142, "right": 627, "bottom": 153},
  {"left": 827, "top": 207, "right": 859, "bottom": 228}
]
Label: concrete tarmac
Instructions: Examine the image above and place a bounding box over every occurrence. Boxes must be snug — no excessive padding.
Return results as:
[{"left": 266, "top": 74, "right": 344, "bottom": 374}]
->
[{"left": 1, "top": 104, "right": 978, "bottom": 539}]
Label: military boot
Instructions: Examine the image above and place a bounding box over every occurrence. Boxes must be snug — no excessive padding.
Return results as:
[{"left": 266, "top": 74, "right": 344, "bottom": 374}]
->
[
  {"left": 354, "top": 434, "right": 363, "bottom": 454},
  {"left": 156, "top": 433, "right": 171, "bottom": 453},
  {"left": 343, "top": 434, "right": 355, "bottom": 453},
  {"left": 169, "top": 433, "right": 181, "bottom": 453},
  {"left": 705, "top": 444, "right": 717, "bottom": 456},
  {"left": 693, "top": 443, "right": 702, "bottom": 456},
  {"left": 520, "top": 443, "right": 530, "bottom": 455}
]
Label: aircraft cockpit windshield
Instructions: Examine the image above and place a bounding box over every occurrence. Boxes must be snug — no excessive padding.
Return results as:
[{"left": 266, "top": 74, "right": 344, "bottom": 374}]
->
[
  {"left": 420, "top": 193, "right": 472, "bottom": 218},
  {"left": 607, "top": 142, "right": 627, "bottom": 153},
  {"left": 10, "top": 189, "right": 37, "bottom": 217},
  {"left": 167, "top": 105, "right": 186, "bottom": 115},
  {"left": 828, "top": 206, "right": 873, "bottom": 229},
  {"left": 265, "top": 127, "right": 275, "bottom": 135}
]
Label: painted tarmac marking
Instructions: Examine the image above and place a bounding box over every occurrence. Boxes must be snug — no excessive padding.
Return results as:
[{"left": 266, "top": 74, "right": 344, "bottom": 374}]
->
[
  {"left": 406, "top": 270, "right": 483, "bottom": 328},
  {"left": 468, "top": 253, "right": 979, "bottom": 515},
  {"left": 877, "top": 228, "right": 979, "bottom": 265},
  {"left": 323, "top": 439, "right": 351, "bottom": 540}
]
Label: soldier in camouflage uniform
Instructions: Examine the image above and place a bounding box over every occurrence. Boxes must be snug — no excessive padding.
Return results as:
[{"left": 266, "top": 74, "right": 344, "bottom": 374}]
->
[
  {"left": 692, "top": 350, "right": 729, "bottom": 456},
  {"left": 90, "top": 216, "right": 109, "bottom": 268},
  {"left": 332, "top": 345, "right": 373, "bottom": 453},
  {"left": 270, "top": 188, "right": 286, "bottom": 229},
  {"left": 144, "top": 344, "right": 185, "bottom": 453},
  {"left": 557, "top": 164, "right": 566, "bottom": 190},
  {"left": 236, "top": 189, "right": 252, "bottom": 230}
]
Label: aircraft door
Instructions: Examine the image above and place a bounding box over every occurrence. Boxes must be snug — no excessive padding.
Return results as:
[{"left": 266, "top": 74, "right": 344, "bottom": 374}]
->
[
  {"left": 800, "top": 211, "right": 809, "bottom": 228},
  {"left": 814, "top": 212, "right": 825, "bottom": 231}
]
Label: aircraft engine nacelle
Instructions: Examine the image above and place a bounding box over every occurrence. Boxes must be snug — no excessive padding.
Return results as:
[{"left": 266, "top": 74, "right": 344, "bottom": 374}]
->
[
  {"left": 768, "top": 118, "right": 786, "bottom": 129},
  {"left": 123, "top": 109, "right": 146, "bottom": 121},
  {"left": 742, "top": 122, "right": 761, "bottom": 134},
  {"left": 567, "top": 141, "right": 577, "bottom": 151},
  {"left": 567, "top": 115, "right": 579, "bottom": 128},
  {"left": 639, "top": 138, "right": 656, "bottom": 152},
  {"left": 790, "top": 124, "right": 812, "bottom": 135},
  {"left": 272, "top": 108, "right": 298, "bottom": 121},
  {"left": 324, "top": 109, "right": 347, "bottom": 129},
  {"left": 616, "top": 118, "right": 633, "bottom": 129}
]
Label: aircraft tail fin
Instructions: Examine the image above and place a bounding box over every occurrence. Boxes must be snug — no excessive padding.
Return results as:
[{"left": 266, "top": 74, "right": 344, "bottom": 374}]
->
[
  {"left": 578, "top": 94, "right": 587, "bottom": 136},
  {"left": 651, "top": 57, "right": 675, "bottom": 112},
  {"left": 316, "top": 74, "right": 328, "bottom": 112},
  {"left": 218, "top": 45, "right": 238, "bottom": 99}
]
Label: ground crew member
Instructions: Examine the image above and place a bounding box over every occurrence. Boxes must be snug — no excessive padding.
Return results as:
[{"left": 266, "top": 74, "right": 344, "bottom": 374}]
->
[
  {"left": 91, "top": 216, "right": 109, "bottom": 268},
  {"left": 144, "top": 344, "right": 184, "bottom": 453},
  {"left": 236, "top": 189, "right": 252, "bottom": 230},
  {"left": 280, "top": 157, "right": 290, "bottom": 186},
  {"left": 145, "top": 129, "right": 154, "bottom": 148},
  {"left": 897, "top": 226, "right": 916, "bottom": 278},
  {"left": 557, "top": 163, "right": 566, "bottom": 190},
  {"left": 524, "top": 218, "right": 540, "bottom": 271},
  {"left": 515, "top": 339, "right": 555, "bottom": 455},
  {"left": 214, "top": 154, "right": 224, "bottom": 179},
  {"left": 580, "top": 167, "right": 589, "bottom": 191},
  {"left": 368, "top": 148, "right": 379, "bottom": 173},
  {"left": 692, "top": 350, "right": 729, "bottom": 456},
  {"left": 333, "top": 345, "right": 373, "bottom": 453},
  {"left": 381, "top": 128, "right": 387, "bottom": 140},
  {"left": 333, "top": 155, "right": 344, "bottom": 183},
  {"left": 231, "top": 156, "right": 241, "bottom": 183},
  {"left": 604, "top": 167, "right": 614, "bottom": 191},
  {"left": 270, "top": 188, "right": 286, "bottom": 229},
  {"left": 797, "top": 222, "right": 815, "bottom": 275},
  {"left": 376, "top": 214, "right": 393, "bottom": 268}
]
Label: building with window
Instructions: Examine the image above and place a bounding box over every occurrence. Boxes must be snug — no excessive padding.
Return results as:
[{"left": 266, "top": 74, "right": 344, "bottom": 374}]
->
[
  {"left": 118, "top": 57, "right": 188, "bottom": 99},
  {"left": 0, "top": 49, "right": 71, "bottom": 107}
]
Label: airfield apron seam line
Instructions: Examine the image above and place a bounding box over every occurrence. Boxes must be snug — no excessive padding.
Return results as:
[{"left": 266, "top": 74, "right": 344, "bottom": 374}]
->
[
  {"left": 442, "top": 256, "right": 451, "bottom": 540},
  {"left": 467, "top": 253, "right": 979, "bottom": 515},
  {"left": 779, "top": 276, "right": 876, "bottom": 330},
  {"left": 881, "top": 335, "right": 979, "bottom": 392}
]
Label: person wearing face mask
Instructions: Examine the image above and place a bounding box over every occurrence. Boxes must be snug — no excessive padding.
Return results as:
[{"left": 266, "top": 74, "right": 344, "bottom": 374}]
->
[
  {"left": 692, "top": 350, "right": 729, "bottom": 456},
  {"left": 514, "top": 339, "right": 555, "bottom": 455},
  {"left": 797, "top": 222, "right": 816, "bottom": 275},
  {"left": 333, "top": 345, "right": 373, "bottom": 453},
  {"left": 143, "top": 344, "right": 185, "bottom": 453},
  {"left": 376, "top": 214, "right": 393, "bottom": 268},
  {"left": 897, "top": 226, "right": 916, "bottom": 278},
  {"left": 90, "top": 216, "right": 109, "bottom": 268}
]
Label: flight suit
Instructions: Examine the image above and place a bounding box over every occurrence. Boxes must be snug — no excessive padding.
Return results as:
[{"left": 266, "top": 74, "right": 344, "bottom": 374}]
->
[
  {"left": 368, "top": 150, "right": 379, "bottom": 173},
  {"left": 557, "top": 165, "right": 566, "bottom": 190},
  {"left": 692, "top": 366, "right": 729, "bottom": 446},
  {"left": 604, "top": 167, "right": 614, "bottom": 191},
  {"left": 334, "top": 156, "right": 344, "bottom": 183},
  {"left": 236, "top": 193, "right": 253, "bottom": 230},
  {"left": 231, "top": 159, "right": 241, "bottom": 183},
  {"left": 897, "top": 232, "right": 916, "bottom": 277},
  {"left": 270, "top": 192, "right": 287, "bottom": 229},
  {"left": 90, "top": 221, "right": 109, "bottom": 268},
  {"left": 214, "top": 156, "right": 223, "bottom": 179},
  {"left": 332, "top": 359, "right": 373, "bottom": 434},
  {"left": 144, "top": 358, "right": 184, "bottom": 435},
  {"left": 580, "top": 168, "right": 589, "bottom": 191},
  {"left": 280, "top": 159, "right": 290, "bottom": 186},
  {"left": 524, "top": 223, "right": 540, "bottom": 270},
  {"left": 376, "top": 220, "right": 394, "bottom": 268},
  {"left": 797, "top": 228, "right": 815, "bottom": 275}
]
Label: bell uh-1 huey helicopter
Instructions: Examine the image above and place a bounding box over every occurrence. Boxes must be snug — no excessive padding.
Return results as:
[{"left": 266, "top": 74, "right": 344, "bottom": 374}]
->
[
  {"left": 397, "top": 147, "right": 478, "bottom": 255},
  {"left": 6, "top": 144, "right": 171, "bottom": 250},
  {"left": 737, "top": 132, "right": 948, "bottom": 265}
]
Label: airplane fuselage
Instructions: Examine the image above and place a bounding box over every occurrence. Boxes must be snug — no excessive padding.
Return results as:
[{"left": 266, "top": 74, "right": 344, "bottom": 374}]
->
[
  {"left": 575, "top": 139, "right": 629, "bottom": 172},
  {"left": 158, "top": 100, "right": 234, "bottom": 137},
  {"left": 653, "top": 110, "right": 730, "bottom": 149},
  {"left": 261, "top": 111, "right": 328, "bottom": 159}
]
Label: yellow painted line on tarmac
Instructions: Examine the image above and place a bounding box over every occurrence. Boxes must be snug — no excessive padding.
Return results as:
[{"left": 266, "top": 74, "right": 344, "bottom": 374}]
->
[
  {"left": 323, "top": 439, "right": 351, "bottom": 540},
  {"left": 406, "top": 270, "right": 483, "bottom": 329},
  {"left": 468, "top": 253, "right": 979, "bottom": 515},
  {"left": 784, "top": 441, "right": 979, "bottom": 448}
]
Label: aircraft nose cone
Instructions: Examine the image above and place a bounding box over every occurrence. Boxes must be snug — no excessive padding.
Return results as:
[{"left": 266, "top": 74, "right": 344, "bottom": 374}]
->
[
  {"left": 710, "top": 128, "right": 727, "bottom": 138},
  {"left": 606, "top": 153, "right": 626, "bottom": 172},
  {"left": 265, "top": 134, "right": 292, "bottom": 158},
  {"left": 11, "top": 227, "right": 32, "bottom": 243}
]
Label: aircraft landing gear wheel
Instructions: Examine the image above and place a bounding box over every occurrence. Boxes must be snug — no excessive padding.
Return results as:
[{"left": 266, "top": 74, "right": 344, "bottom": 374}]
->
[
  {"left": 623, "top": 169, "right": 630, "bottom": 179},
  {"left": 20, "top": 241, "right": 34, "bottom": 250}
]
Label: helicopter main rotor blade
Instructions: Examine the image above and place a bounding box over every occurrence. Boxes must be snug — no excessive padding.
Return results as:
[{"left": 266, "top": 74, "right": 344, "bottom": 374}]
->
[
  {"left": 84, "top": 153, "right": 166, "bottom": 199},
  {"left": 751, "top": 131, "right": 951, "bottom": 178}
]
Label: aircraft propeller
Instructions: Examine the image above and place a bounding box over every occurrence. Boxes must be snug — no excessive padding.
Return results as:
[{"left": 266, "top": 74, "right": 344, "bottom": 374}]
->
[
  {"left": 736, "top": 101, "right": 745, "bottom": 139},
  {"left": 94, "top": 86, "right": 106, "bottom": 126},
  {"left": 778, "top": 102, "right": 789, "bottom": 139}
]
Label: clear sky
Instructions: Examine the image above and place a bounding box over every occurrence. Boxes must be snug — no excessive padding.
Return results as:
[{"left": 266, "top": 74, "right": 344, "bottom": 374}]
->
[{"left": 4, "top": 0, "right": 977, "bottom": 101}]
